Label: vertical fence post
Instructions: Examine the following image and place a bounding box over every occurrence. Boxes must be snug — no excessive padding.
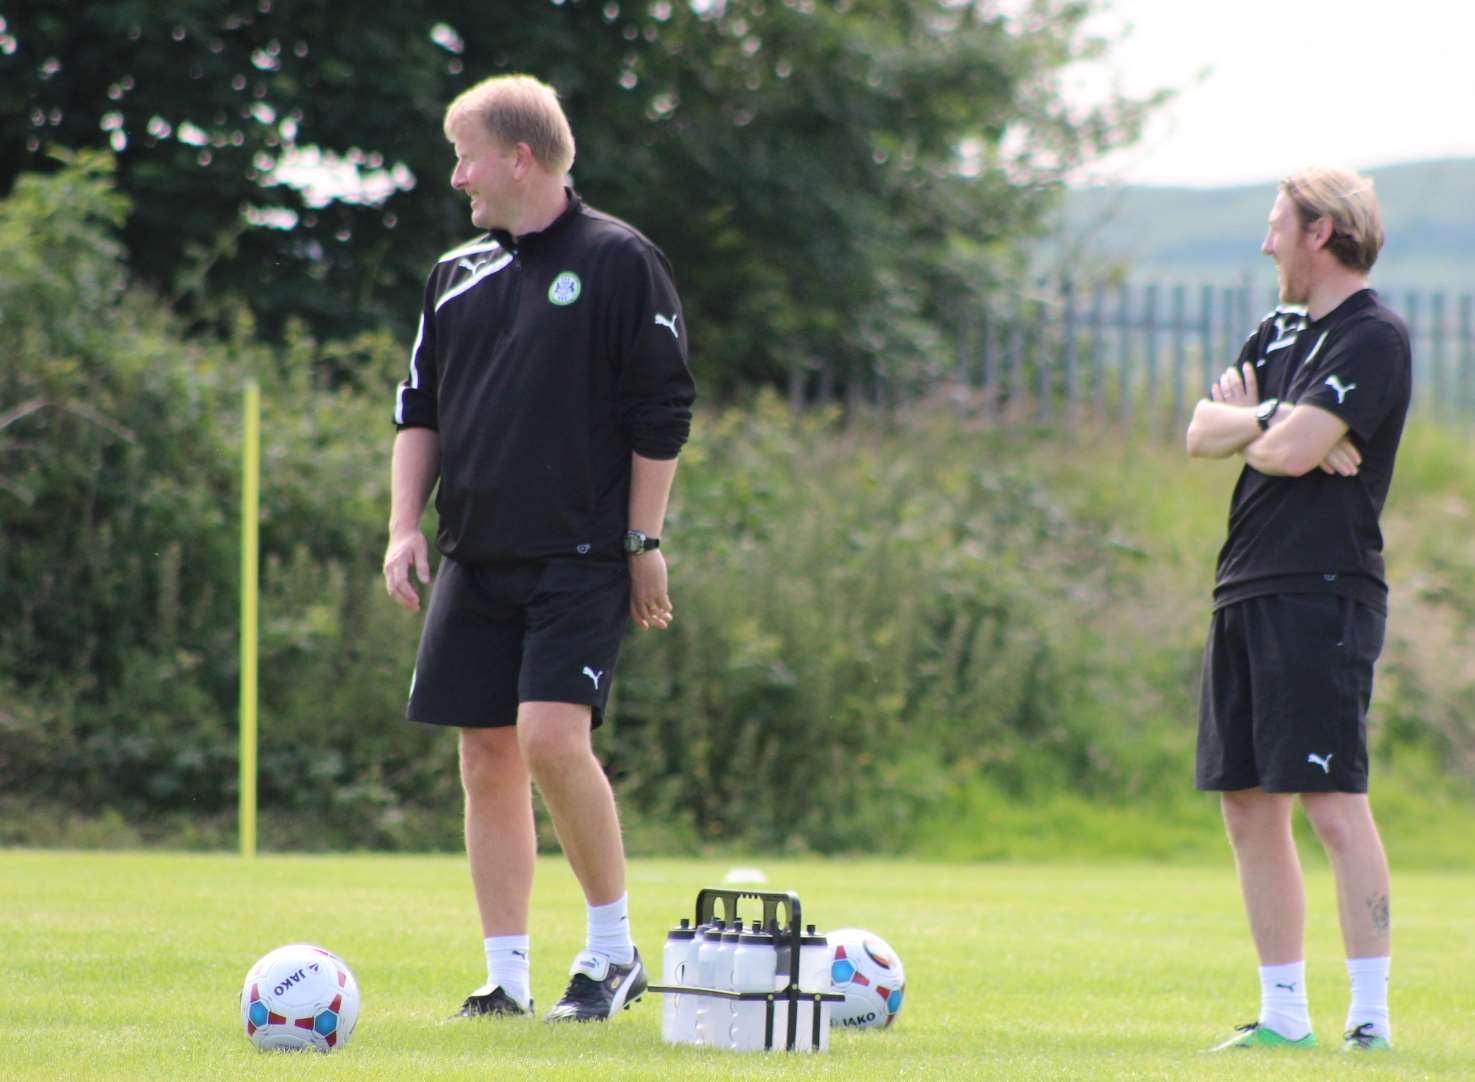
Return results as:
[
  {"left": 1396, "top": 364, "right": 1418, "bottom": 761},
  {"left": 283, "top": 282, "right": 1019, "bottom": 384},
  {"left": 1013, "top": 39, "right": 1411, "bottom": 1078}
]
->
[
  {"left": 1229, "top": 282, "right": 1246, "bottom": 388},
  {"left": 1062, "top": 279, "right": 1078, "bottom": 422},
  {"left": 1007, "top": 315, "right": 1025, "bottom": 423},
  {"left": 1117, "top": 284, "right": 1133, "bottom": 432},
  {"left": 1089, "top": 283, "right": 1106, "bottom": 424},
  {"left": 1404, "top": 292, "right": 1423, "bottom": 412},
  {"left": 1199, "top": 284, "right": 1216, "bottom": 395},
  {"left": 981, "top": 311, "right": 997, "bottom": 418},
  {"left": 1460, "top": 294, "right": 1474, "bottom": 422},
  {"left": 1143, "top": 284, "right": 1160, "bottom": 433},
  {"left": 1240, "top": 279, "right": 1254, "bottom": 350},
  {"left": 1170, "top": 284, "right": 1187, "bottom": 434},
  {"left": 1035, "top": 295, "right": 1051, "bottom": 424},
  {"left": 1056, "top": 281, "right": 1079, "bottom": 421},
  {"left": 1430, "top": 293, "right": 1447, "bottom": 421},
  {"left": 954, "top": 318, "right": 972, "bottom": 393}
]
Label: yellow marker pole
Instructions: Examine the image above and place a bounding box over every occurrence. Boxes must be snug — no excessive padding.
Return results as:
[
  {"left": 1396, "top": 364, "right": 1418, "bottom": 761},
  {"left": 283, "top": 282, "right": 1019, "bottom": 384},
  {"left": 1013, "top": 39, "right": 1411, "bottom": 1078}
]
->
[{"left": 239, "top": 381, "right": 260, "bottom": 858}]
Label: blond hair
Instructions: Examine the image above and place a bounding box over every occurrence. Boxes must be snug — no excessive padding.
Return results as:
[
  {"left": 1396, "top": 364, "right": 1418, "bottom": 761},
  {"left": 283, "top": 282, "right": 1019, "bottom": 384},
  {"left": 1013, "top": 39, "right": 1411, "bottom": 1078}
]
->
[
  {"left": 1280, "top": 167, "right": 1384, "bottom": 273},
  {"left": 443, "top": 75, "right": 576, "bottom": 175}
]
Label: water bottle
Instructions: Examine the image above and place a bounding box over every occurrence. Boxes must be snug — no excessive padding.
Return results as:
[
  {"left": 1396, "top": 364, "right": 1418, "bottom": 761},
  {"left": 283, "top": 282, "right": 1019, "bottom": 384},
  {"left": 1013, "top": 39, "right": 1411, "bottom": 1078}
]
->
[
  {"left": 792, "top": 925, "right": 830, "bottom": 1052},
  {"left": 675, "top": 920, "right": 707, "bottom": 1044},
  {"left": 771, "top": 926, "right": 796, "bottom": 1050},
  {"left": 716, "top": 924, "right": 742, "bottom": 1047},
  {"left": 693, "top": 921, "right": 727, "bottom": 1046},
  {"left": 660, "top": 919, "right": 697, "bottom": 1044},
  {"left": 730, "top": 921, "right": 778, "bottom": 1051}
]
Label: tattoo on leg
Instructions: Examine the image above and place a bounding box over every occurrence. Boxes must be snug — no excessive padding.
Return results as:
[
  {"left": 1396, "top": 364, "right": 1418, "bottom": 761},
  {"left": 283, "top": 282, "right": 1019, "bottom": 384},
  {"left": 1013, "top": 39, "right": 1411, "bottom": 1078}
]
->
[{"left": 1367, "top": 893, "right": 1391, "bottom": 934}]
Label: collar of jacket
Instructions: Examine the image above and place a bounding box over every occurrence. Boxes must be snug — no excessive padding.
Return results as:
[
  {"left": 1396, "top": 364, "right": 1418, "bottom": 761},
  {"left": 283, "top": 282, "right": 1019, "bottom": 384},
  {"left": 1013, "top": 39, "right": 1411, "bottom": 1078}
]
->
[{"left": 491, "top": 188, "right": 582, "bottom": 255}]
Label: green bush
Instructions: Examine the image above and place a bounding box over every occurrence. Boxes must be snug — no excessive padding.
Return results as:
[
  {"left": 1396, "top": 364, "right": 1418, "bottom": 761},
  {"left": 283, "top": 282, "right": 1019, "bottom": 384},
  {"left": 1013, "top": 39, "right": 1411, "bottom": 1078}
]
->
[
  {"left": 2, "top": 152, "right": 242, "bottom": 818},
  {"left": 604, "top": 398, "right": 1157, "bottom": 851},
  {"left": 0, "top": 155, "right": 446, "bottom": 844}
]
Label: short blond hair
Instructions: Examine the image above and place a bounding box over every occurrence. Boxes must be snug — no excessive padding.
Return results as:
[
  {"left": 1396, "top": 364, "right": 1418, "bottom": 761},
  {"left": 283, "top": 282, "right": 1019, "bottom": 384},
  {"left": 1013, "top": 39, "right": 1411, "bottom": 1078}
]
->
[
  {"left": 443, "top": 75, "right": 576, "bottom": 175},
  {"left": 1280, "top": 167, "right": 1384, "bottom": 273}
]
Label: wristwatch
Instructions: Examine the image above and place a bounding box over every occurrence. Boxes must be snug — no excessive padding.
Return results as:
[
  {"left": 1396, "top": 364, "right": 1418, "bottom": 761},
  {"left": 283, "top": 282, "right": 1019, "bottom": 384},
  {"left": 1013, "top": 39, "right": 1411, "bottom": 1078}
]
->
[
  {"left": 623, "top": 530, "right": 660, "bottom": 555},
  {"left": 1255, "top": 397, "right": 1281, "bottom": 430}
]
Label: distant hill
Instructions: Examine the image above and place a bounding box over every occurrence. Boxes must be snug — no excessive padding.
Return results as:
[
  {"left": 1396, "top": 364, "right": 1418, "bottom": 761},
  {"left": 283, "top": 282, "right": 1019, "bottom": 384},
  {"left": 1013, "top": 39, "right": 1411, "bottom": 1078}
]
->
[{"left": 1044, "top": 159, "right": 1475, "bottom": 295}]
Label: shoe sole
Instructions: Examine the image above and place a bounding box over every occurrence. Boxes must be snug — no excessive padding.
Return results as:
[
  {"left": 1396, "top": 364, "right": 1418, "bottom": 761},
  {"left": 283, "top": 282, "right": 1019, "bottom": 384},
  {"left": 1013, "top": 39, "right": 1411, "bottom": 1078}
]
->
[
  {"left": 449, "top": 1003, "right": 534, "bottom": 1021},
  {"left": 1206, "top": 1025, "right": 1316, "bottom": 1052}
]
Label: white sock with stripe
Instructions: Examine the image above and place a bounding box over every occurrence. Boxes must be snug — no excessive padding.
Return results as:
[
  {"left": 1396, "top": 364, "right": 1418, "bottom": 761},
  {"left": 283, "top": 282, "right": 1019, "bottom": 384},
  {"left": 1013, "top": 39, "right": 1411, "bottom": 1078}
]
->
[
  {"left": 1345, "top": 955, "right": 1391, "bottom": 1038},
  {"left": 483, "top": 934, "right": 531, "bottom": 1008},
  {"left": 586, "top": 894, "right": 634, "bottom": 965},
  {"left": 1259, "top": 960, "right": 1311, "bottom": 1040}
]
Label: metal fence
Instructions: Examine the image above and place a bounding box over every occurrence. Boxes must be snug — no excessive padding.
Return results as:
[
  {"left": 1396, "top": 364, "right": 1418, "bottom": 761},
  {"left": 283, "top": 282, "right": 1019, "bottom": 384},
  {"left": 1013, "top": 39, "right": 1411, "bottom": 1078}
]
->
[{"left": 801, "top": 281, "right": 1475, "bottom": 431}]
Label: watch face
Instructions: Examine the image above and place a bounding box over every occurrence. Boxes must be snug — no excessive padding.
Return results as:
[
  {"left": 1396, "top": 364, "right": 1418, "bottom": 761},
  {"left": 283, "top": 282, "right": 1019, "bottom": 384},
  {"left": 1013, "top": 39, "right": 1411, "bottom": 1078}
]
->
[{"left": 623, "top": 531, "right": 645, "bottom": 554}]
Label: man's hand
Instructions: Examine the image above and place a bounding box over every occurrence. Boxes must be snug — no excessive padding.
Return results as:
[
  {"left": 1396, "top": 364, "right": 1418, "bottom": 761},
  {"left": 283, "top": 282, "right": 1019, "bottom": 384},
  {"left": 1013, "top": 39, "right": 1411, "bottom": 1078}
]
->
[
  {"left": 1210, "top": 362, "right": 1259, "bottom": 407},
  {"left": 1187, "top": 363, "right": 1265, "bottom": 459},
  {"left": 384, "top": 530, "right": 432, "bottom": 612},
  {"left": 1319, "top": 435, "right": 1362, "bottom": 476},
  {"left": 629, "top": 550, "right": 673, "bottom": 630}
]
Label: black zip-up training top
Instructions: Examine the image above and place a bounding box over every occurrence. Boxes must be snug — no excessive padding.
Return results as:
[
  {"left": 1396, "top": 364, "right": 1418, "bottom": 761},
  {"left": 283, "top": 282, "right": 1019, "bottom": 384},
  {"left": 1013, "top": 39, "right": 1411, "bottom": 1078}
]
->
[{"left": 394, "top": 192, "right": 696, "bottom": 565}]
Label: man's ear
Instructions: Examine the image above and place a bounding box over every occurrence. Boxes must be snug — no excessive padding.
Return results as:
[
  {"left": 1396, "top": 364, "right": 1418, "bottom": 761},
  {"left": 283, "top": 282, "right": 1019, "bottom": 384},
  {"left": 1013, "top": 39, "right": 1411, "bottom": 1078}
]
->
[
  {"left": 1307, "top": 214, "right": 1335, "bottom": 252},
  {"left": 511, "top": 141, "right": 536, "bottom": 179}
]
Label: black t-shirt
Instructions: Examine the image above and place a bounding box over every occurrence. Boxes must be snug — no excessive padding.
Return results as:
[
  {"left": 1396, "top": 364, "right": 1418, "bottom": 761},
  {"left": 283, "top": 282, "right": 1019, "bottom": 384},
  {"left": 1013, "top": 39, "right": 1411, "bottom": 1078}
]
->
[
  {"left": 394, "top": 192, "right": 696, "bottom": 565},
  {"left": 1213, "top": 290, "right": 1412, "bottom": 612}
]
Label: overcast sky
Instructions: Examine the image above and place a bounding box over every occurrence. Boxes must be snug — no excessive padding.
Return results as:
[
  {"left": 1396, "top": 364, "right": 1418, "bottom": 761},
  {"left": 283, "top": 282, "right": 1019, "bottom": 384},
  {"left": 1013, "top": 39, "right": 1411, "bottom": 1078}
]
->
[{"left": 1065, "top": 0, "right": 1475, "bottom": 188}]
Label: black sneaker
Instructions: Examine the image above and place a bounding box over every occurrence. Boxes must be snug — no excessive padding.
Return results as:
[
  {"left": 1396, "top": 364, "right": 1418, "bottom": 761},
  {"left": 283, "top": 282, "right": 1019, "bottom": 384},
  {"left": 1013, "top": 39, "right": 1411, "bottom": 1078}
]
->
[
  {"left": 450, "top": 984, "right": 533, "bottom": 1020},
  {"left": 542, "top": 949, "right": 647, "bottom": 1022}
]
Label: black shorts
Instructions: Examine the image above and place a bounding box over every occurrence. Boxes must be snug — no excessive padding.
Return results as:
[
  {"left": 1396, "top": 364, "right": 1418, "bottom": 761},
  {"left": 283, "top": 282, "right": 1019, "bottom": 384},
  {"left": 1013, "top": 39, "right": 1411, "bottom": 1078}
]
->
[
  {"left": 406, "top": 557, "right": 630, "bottom": 729},
  {"left": 1195, "top": 593, "right": 1385, "bottom": 794}
]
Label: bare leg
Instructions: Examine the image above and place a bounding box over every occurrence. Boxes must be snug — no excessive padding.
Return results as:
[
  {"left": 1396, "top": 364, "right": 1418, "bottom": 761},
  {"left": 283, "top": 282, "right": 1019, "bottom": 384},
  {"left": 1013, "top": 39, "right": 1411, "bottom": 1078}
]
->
[
  {"left": 1299, "top": 792, "right": 1391, "bottom": 957},
  {"left": 1221, "top": 788, "right": 1304, "bottom": 965},
  {"left": 517, "top": 701, "right": 626, "bottom": 907},
  {"left": 460, "top": 726, "right": 537, "bottom": 937}
]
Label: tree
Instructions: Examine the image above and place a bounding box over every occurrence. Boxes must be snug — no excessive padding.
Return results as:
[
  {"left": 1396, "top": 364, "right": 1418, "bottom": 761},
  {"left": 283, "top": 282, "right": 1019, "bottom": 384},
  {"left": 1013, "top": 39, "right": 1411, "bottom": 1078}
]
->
[
  {"left": 1, "top": 1, "right": 456, "bottom": 342},
  {"left": 1, "top": 0, "right": 1162, "bottom": 393}
]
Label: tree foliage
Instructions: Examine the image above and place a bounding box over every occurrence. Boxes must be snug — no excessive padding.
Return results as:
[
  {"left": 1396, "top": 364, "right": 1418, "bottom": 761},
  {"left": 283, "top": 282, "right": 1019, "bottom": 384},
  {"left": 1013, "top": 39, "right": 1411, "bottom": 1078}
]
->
[{"left": 2, "top": 0, "right": 1162, "bottom": 392}]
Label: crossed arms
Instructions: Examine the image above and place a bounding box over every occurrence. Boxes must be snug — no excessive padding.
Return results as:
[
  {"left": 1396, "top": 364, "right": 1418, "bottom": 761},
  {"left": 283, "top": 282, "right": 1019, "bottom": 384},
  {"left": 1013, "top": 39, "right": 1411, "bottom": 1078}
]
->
[{"left": 1185, "top": 362, "right": 1361, "bottom": 477}]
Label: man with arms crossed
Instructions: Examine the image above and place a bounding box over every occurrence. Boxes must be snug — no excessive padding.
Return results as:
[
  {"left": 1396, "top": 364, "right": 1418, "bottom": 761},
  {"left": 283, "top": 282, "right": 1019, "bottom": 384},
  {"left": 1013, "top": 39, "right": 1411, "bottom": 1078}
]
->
[
  {"left": 1185, "top": 167, "right": 1410, "bottom": 1052},
  {"left": 384, "top": 75, "right": 695, "bottom": 1023}
]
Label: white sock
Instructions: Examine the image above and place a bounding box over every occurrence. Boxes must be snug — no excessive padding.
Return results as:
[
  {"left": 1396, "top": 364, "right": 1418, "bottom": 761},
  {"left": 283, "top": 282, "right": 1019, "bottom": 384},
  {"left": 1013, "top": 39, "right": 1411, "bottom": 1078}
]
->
[
  {"left": 1346, "top": 955, "right": 1391, "bottom": 1037},
  {"left": 586, "top": 894, "right": 634, "bottom": 965},
  {"left": 483, "top": 934, "right": 531, "bottom": 1007},
  {"left": 1259, "top": 960, "right": 1312, "bottom": 1040}
]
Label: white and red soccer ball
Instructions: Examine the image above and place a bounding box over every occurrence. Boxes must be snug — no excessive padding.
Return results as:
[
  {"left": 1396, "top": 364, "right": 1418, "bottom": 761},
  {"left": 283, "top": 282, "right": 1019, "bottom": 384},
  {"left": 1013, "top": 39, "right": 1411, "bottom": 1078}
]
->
[
  {"left": 827, "top": 927, "right": 906, "bottom": 1029},
  {"left": 240, "top": 944, "right": 359, "bottom": 1052}
]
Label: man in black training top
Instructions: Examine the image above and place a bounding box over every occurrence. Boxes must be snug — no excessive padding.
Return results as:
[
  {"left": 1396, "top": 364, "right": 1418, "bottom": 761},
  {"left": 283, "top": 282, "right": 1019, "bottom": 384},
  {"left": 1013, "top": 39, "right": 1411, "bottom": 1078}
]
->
[
  {"left": 383, "top": 74, "right": 695, "bottom": 1024},
  {"left": 1186, "top": 167, "right": 1410, "bottom": 1053}
]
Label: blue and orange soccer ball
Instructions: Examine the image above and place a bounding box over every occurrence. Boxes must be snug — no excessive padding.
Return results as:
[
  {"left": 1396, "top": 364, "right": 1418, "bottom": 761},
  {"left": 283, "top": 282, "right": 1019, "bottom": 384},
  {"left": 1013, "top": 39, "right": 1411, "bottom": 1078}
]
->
[
  {"left": 240, "top": 944, "right": 360, "bottom": 1052},
  {"left": 827, "top": 927, "right": 906, "bottom": 1029}
]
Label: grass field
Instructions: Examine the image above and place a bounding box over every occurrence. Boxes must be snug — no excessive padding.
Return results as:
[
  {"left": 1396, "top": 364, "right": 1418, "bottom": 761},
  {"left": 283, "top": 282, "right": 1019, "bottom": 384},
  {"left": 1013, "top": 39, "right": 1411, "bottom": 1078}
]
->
[{"left": 3, "top": 851, "right": 1472, "bottom": 1080}]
